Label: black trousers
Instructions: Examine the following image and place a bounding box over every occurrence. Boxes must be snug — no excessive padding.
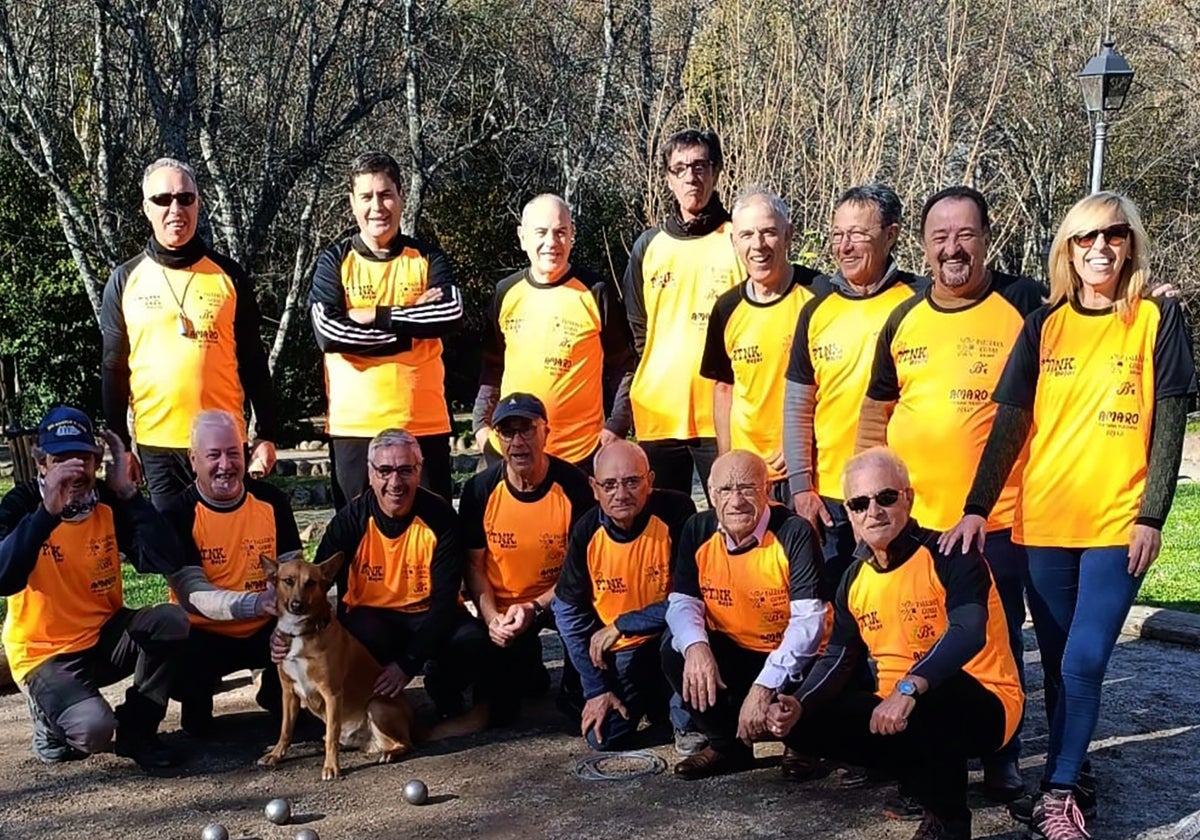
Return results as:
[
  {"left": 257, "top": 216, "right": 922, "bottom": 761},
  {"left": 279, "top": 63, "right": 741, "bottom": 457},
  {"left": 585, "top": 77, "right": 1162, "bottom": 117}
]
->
[
  {"left": 331, "top": 433, "right": 453, "bottom": 508},
  {"left": 170, "top": 622, "right": 280, "bottom": 720},
  {"left": 660, "top": 629, "right": 767, "bottom": 754},
  {"left": 139, "top": 445, "right": 194, "bottom": 510},
  {"left": 24, "top": 605, "right": 189, "bottom": 744},
  {"left": 340, "top": 605, "right": 485, "bottom": 716},
  {"left": 477, "top": 611, "right": 582, "bottom": 725},
  {"left": 639, "top": 437, "right": 717, "bottom": 504},
  {"left": 784, "top": 672, "right": 1008, "bottom": 823}
]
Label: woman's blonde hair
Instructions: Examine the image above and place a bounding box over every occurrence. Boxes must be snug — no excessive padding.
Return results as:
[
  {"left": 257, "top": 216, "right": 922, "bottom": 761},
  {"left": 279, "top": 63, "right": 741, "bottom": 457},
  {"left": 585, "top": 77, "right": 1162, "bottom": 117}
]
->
[{"left": 1047, "top": 191, "right": 1149, "bottom": 321}]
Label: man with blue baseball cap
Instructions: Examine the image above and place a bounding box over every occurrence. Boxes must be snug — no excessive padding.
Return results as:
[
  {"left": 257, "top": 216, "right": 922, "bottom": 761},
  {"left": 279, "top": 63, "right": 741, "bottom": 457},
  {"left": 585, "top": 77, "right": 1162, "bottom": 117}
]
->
[{"left": 0, "top": 406, "right": 188, "bottom": 769}]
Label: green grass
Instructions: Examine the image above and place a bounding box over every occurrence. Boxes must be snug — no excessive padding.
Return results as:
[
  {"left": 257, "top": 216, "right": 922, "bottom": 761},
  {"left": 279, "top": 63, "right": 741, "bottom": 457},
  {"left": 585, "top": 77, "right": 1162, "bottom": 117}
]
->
[{"left": 1137, "top": 482, "right": 1200, "bottom": 614}]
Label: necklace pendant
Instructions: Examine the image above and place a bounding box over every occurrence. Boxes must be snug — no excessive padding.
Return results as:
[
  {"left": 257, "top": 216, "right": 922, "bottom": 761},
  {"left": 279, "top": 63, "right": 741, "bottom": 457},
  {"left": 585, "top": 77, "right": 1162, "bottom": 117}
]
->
[{"left": 177, "top": 312, "right": 195, "bottom": 337}]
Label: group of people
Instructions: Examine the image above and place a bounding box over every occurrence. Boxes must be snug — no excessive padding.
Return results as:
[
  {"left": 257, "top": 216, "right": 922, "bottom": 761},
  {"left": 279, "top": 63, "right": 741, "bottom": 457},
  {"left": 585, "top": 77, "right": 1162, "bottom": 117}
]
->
[{"left": 0, "top": 127, "right": 1192, "bottom": 840}]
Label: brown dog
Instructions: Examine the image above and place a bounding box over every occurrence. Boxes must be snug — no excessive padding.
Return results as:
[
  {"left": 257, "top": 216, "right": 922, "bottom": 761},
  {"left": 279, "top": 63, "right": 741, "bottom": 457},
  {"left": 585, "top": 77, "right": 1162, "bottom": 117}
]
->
[{"left": 257, "top": 552, "right": 416, "bottom": 780}]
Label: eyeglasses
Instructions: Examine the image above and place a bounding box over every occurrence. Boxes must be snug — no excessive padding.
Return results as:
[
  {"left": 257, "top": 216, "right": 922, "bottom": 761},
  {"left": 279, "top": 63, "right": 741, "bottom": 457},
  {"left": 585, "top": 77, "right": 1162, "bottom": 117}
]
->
[
  {"left": 667, "top": 160, "right": 714, "bottom": 178},
  {"left": 1071, "top": 224, "right": 1131, "bottom": 249},
  {"left": 370, "top": 462, "right": 420, "bottom": 481},
  {"left": 829, "top": 228, "right": 881, "bottom": 246},
  {"left": 845, "top": 488, "right": 904, "bottom": 513},
  {"left": 596, "top": 474, "right": 647, "bottom": 494},
  {"left": 713, "top": 482, "right": 764, "bottom": 500},
  {"left": 495, "top": 423, "right": 541, "bottom": 442},
  {"left": 146, "top": 192, "right": 197, "bottom": 207}
]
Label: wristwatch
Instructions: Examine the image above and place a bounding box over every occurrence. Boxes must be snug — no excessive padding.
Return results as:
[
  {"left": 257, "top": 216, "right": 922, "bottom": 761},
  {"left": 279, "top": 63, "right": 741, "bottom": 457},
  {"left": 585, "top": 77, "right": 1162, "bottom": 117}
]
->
[
  {"left": 531, "top": 601, "right": 547, "bottom": 620},
  {"left": 896, "top": 678, "right": 918, "bottom": 698}
]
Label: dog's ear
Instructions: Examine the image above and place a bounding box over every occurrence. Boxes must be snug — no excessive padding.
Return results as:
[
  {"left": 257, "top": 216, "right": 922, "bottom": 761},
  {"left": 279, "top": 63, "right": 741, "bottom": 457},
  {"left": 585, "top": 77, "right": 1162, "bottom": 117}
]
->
[
  {"left": 315, "top": 552, "right": 344, "bottom": 588},
  {"left": 259, "top": 553, "right": 280, "bottom": 583}
]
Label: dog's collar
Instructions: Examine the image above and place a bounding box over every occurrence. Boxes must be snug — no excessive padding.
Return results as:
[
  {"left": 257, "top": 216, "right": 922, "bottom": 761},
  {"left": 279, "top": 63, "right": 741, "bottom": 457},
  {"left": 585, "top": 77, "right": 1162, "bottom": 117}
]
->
[{"left": 276, "top": 612, "right": 331, "bottom": 638}]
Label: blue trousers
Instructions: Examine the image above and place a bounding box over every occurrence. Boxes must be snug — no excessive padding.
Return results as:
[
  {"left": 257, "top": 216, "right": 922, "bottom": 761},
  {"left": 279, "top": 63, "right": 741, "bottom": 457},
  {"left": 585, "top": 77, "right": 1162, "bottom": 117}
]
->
[
  {"left": 585, "top": 640, "right": 677, "bottom": 751},
  {"left": 1024, "top": 545, "right": 1142, "bottom": 787},
  {"left": 982, "top": 530, "right": 1029, "bottom": 763}
]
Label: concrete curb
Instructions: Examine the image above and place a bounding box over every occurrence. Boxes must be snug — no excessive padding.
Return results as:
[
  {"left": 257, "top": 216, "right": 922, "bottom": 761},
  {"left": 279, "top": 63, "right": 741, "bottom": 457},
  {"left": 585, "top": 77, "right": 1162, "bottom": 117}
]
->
[{"left": 1122, "top": 605, "right": 1200, "bottom": 648}]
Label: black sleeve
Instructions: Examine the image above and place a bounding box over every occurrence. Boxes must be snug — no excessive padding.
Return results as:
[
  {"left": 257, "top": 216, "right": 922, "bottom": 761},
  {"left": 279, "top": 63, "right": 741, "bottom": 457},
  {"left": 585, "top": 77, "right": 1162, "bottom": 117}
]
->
[
  {"left": 793, "top": 561, "right": 869, "bottom": 711},
  {"left": 248, "top": 479, "right": 302, "bottom": 555},
  {"left": 108, "top": 487, "right": 186, "bottom": 575},
  {"left": 994, "top": 273, "right": 1049, "bottom": 317},
  {"left": 785, "top": 295, "right": 822, "bottom": 385},
  {"left": 865, "top": 296, "right": 919, "bottom": 402},
  {"left": 477, "top": 278, "right": 510, "bottom": 389},
  {"left": 908, "top": 545, "right": 991, "bottom": 689},
  {"left": 699, "top": 287, "right": 738, "bottom": 384},
  {"left": 308, "top": 242, "right": 414, "bottom": 357},
  {"left": 554, "top": 512, "right": 599, "bottom": 608},
  {"left": 963, "top": 404, "right": 1033, "bottom": 518},
  {"left": 991, "top": 305, "right": 1050, "bottom": 409},
  {"left": 661, "top": 491, "right": 699, "bottom": 557},
  {"left": 1138, "top": 395, "right": 1190, "bottom": 528},
  {"left": 1151, "top": 297, "right": 1198, "bottom": 400},
  {"left": 671, "top": 513, "right": 711, "bottom": 599},
  {"left": 773, "top": 510, "right": 824, "bottom": 600},
  {"left": 554, "top": 459, "right": 597, "bottom": 526},
  {"left": 212, "top": 252, "right": 280, "bottom": 442},
  {"left": 377, "top": 245, "right": 464, "bottom": 339},
  {"left": 622, "top": 230, "right": 656, "bottom": 357},
  {"left": 100, "top": 263, "right": 134, "bottom": 445},
  {"left": 0, "top": 483, "right": 55, "bottom": 596},
  {"left": 456, "top": 469, "right": 495, "bottom": 551},
  {"left": 595, "top": 278, "right": 637, "bottom": 436},
  {"left": 159, "top": 492, "right": 202, "bottom": 568},
  {"left": 404, "top": 498, "right": 464, "bottom": 670},
  {"left": 316, "top": 499, "right": 371, "bottom": 603}
]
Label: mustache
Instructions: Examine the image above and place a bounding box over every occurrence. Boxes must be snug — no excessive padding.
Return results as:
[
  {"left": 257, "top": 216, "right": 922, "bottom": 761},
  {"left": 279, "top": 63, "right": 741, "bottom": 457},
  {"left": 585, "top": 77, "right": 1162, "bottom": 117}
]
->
[{"left": 939, "top": 251, "right": 970, "bottom": 264}]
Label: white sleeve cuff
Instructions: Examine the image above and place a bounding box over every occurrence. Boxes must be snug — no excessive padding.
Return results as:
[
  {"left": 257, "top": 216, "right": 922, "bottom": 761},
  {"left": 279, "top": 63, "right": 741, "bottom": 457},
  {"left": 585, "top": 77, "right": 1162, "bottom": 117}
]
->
[{"left": 666, "top": 592, "right": 709, "bottom": 654}]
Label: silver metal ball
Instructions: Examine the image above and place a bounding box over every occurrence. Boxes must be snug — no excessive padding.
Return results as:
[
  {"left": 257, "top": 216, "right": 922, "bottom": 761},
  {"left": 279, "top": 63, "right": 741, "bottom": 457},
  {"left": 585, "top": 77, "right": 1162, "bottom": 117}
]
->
[
  {"left": 265, "top": 797, "right": 292, "bottom": 825},
  {"left": 294, "top": 829, "right": 320, "bottom": 840},
  {"left": 403, "top": 778, "right": 429, "bottom": 805},
  {"left": 201, "top": 825, "right": 230, "bottom": 840}
]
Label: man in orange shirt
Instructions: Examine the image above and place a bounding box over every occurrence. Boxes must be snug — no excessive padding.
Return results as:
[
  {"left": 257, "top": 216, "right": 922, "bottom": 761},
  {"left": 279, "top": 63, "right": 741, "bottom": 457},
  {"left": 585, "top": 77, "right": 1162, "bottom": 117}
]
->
[
  {"left": 102, "top": 158, "right": 279, "bottom": 508},
  {"left": 0, "top": 407, "right": 188, "bottom": 769},
  {"left": 310, "top": 152, "right": 463, "bottom": 505}
]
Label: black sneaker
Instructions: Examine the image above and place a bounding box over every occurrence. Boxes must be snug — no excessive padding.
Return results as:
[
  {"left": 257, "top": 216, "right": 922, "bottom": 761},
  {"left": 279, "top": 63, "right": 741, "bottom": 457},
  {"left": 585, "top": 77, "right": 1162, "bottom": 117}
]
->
[
  {"left": 26, "top": 693, "right": 87, "bottom": 763},
  {"left": 884, "top": 792, "right": 925, "bottom": 822},
  {"left": 114, "top": 731, "right": 183, "bottom": 770},
  {"left": 1009, "top": 773, "right": 1096, "bottom": 825},
  {"left": 1029, "top": 789, "right": 1091, "bottom": 840},
  {"left": 910, "top": 812, "right": 970, "bottom": 840}
]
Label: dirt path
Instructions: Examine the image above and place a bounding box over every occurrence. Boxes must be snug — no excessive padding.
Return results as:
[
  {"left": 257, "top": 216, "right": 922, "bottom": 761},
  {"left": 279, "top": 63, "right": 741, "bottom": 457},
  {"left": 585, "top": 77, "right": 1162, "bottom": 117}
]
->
[{"left": 1, "top": 630, "right": 1198, "bottom": 840}]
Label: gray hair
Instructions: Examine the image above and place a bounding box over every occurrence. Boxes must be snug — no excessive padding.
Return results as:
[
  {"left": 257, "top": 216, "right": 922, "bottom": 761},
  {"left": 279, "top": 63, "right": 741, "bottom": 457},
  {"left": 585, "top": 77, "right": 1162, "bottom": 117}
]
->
[
  {"left": 834, "top": 183, "right": 902, "bottom": 228},
  {"left": 731, "top": 185, "right": 790, "bottom": 227},
  {"left": 190, "top": 409, "right": 241, "bottom": 450},
  {"left": 520, "top": 193, "right": 572, "bottom": 227},
  {"left": 368, "top": 428, "right": 423, "bottom": 463},
  {"left": 142, "top": 157, "right": 198, "bottom": 194},
  {"left": 841, "top": 446, "right": 911, "bottom": 498}
]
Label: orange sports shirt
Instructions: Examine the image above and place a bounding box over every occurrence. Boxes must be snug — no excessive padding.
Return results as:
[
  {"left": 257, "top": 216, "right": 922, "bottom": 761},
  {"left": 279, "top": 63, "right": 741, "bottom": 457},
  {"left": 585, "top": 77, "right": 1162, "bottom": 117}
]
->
[
  {"left": 993, "top": 297, "right": 1197, "bottom": 546},
  {"left": 866, "top": 273, "right": 1045, "bottom": 530},
  {"left": 624, "top": 223, "right": 743, "bottom": 441},
  {"left": 701, "top": 267, "right": 818, "bottom": 481}
]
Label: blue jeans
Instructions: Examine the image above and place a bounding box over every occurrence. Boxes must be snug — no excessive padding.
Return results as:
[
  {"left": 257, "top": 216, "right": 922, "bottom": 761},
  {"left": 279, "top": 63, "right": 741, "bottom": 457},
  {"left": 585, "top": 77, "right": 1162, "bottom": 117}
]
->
[
  {"left": 819, "top": 496, "right": 858, "bottom": 597},
  {"left": 584, "top": 641, "right": 677, "bottom": 751},
  {"left": 1024, "top": 545, "right": 1143, "bottom": 788},
  {"left": 982, "top": 530, "right": 1029, "bottom": 763}
]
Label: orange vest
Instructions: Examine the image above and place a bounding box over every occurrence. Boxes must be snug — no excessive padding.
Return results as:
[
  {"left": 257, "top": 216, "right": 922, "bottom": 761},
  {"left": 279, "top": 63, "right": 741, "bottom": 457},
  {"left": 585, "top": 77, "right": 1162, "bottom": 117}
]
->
[
  {"left": 343, "top": 516, "right": 440, "bottom": 612},
  {"left": 587, "top": 516, "right": 672, "bottom": 651}
]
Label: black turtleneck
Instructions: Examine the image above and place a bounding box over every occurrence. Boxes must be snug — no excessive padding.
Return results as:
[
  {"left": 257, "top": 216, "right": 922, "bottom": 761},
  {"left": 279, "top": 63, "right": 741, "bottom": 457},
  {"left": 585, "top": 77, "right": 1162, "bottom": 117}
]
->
[
  {"left": 99, "top": 236, "right": 279, "bottom": 446},
  {"left": 661, "top": 194, "right": 731, "bottom": 238}
]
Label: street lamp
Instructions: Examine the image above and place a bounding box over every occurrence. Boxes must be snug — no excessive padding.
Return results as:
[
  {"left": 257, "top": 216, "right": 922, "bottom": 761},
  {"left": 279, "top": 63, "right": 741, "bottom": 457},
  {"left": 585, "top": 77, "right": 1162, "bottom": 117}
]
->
[{"left": 1078, "top": 40, "right": 1135, "bottom": 194}]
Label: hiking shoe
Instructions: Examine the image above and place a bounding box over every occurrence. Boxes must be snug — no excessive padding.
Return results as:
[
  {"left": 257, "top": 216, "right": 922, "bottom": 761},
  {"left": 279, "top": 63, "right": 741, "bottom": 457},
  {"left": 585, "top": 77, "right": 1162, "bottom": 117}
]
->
[
  {"left": 1010, "top": 773, "right": 1097, "bottom": 825},
  {"left": 910, "top": 812, "right": 970, "bottom": 840},
  {"left": 883, "top": 792, "right": 925, "bottom": 821},
  {"left": 674, "top": 729, "right": 709, "bottom": 756},
  {"left": 26, "top": 693, "right": 86, "bottom": 763},
  {"left": 1030, "top": 789, "right": 1090, "bottom": 839},
  {"left": 114, "top": 730, "right": 183, "bottom": 770}
]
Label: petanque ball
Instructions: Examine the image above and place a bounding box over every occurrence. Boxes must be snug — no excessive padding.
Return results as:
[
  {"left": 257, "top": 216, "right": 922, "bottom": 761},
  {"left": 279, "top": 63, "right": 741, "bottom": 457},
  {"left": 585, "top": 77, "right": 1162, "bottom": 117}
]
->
[
  {"left": 403, "top": 778, "right": 429, "bottom": 805},
  {"left": 201, "top": 825, "right": 229, "bottom": 840},
  {"left": 265, "top": 797, "right": 292, "bottom": 825},
  {"left": 294, "top": 830, "right": 320, "bottom": 840}
]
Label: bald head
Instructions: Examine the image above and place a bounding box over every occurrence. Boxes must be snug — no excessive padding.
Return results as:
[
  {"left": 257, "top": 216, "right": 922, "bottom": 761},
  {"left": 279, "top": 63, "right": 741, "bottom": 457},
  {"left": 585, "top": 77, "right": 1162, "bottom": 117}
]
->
[
  {"left": 710, "top": 450, "right": 769, "bottom": 490},
  {"left": 591, "top": 440, "right": 653, "bottom": 529},
  {"left": 709, "top": 450, "right": 770, "bottom": 542},
  {"left": 519, "top": 194, "right": 574, "bottom": 282}
]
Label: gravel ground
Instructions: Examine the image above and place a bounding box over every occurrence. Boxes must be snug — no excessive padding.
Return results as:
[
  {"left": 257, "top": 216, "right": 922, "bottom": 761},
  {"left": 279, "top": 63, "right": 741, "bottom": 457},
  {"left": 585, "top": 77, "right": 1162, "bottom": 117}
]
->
[{"left": 0, "top": 628, "right": 1198, "bottom": 840}]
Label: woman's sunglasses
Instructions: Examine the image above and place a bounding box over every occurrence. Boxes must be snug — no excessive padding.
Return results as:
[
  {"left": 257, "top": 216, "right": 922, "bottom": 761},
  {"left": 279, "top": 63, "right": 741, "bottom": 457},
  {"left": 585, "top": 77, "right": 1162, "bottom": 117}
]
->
[{"left": 1071, "top": 223, "right": 1130, "bottom": 249}]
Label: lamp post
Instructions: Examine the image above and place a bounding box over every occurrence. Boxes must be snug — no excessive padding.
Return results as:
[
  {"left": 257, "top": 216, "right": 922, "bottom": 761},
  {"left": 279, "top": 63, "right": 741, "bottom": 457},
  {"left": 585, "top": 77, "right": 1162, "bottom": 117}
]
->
[{"left": 1077, "top": 41, "right": 1135, "bottom": 194}]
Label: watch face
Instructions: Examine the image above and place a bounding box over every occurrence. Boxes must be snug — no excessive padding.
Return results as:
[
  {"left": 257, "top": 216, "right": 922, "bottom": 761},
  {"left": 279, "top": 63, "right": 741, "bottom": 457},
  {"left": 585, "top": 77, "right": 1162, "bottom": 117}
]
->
[{"left": 898, "top": 679, "right": 916, "bottom": 696}]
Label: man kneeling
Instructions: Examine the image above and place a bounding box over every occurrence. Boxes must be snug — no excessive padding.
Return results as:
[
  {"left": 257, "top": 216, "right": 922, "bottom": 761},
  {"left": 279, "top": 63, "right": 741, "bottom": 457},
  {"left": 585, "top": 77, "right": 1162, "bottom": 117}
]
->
[
  {"left": 662, "top": 450, "right": 827, "bottom": 779},
  {"left": 769, "top": 448, "right": 1022, "bottom": 840}
]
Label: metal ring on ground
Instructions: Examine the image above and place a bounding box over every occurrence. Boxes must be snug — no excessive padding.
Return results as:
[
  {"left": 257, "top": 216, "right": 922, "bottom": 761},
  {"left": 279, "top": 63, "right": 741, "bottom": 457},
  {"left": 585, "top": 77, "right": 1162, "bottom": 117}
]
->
[{"left": 572, "top": 750, "right": 668, "bottom": 781}]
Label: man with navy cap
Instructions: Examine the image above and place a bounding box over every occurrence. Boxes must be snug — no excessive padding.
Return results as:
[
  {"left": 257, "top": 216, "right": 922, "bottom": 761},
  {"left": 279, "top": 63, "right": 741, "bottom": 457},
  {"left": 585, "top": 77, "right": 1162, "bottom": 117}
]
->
[
  {"left": 459, "top": 392, "right": 594, "bottom": 724},
  {"left": 0, "top": 407, "right": 188, "bottom": 769}
]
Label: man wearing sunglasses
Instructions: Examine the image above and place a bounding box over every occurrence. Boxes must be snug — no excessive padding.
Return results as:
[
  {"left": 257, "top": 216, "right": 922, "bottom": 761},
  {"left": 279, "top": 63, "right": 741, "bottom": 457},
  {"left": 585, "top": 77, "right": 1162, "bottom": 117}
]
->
[
  {"left": 767, "top": 447, "right": 1022, "bottom": 840},
  {"left": 459, "top": 393, "right": 593, "bottom": 726},
  {"left": 553, "top": 440, "right": 697, "bottom": 751},
  {"left": 297, "top": 427, "right": 486, "bottom": 723},
  {"left": 101, "top": 157, "right": 279, "bottom": 509},
  {"left": 662, "top": 450, "right": 828, "bottom": 780}
]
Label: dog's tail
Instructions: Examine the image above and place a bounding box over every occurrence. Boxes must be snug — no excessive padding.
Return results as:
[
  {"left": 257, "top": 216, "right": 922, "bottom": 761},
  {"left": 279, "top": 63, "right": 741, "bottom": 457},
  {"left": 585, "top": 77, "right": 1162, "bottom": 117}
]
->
[{"left": 417, "top": 702, "right": 489, "bottom": 743}]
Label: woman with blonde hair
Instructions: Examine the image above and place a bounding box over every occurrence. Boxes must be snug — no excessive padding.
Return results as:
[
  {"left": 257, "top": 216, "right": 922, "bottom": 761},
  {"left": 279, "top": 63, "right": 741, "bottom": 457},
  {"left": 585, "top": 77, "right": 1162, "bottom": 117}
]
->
[{"left": 942, "top": 191, "right": 1195, "bottom": 839}]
